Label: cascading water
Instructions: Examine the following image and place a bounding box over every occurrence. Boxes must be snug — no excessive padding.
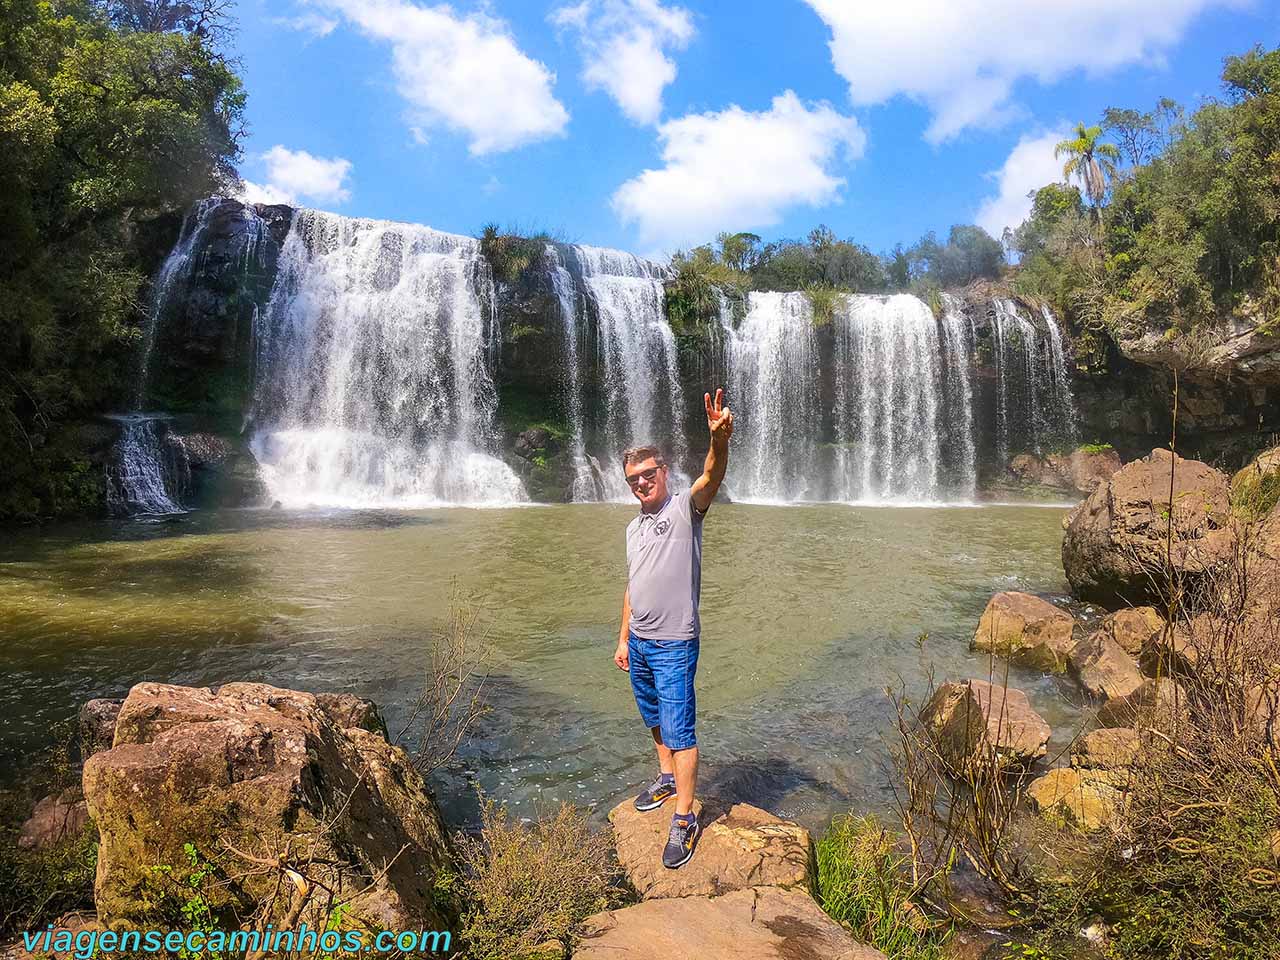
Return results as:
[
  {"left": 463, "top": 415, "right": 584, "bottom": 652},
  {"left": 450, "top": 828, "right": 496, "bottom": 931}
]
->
[
  {"left": 723, "top": 292, "right": 820, "bottom": 502},
  {"left": 990, "top": 299, "right": 1077, "bottom": 460},
  {"left": 105, "top": 416, "right": 190, "bottom": 516},
  {"left": 249, "top": 209, "right": 525, "bottom": 507},
  {"left": 569, "top": 244, "right": 685, "bottom": 501},
  {"left": 940, "top": 294, "right": 978, "bottom": 498}
]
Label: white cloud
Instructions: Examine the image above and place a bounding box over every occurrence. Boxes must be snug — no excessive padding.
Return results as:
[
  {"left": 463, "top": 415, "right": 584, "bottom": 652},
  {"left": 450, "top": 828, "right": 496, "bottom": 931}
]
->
[
  {"left": 612, "top": 91, "right": 865, "bottom": 253},
  {"left": 976, "top": 130, "right": 1070, "bottom": 241},
  {"left": 274, "top": 12, "right": 338, "bottom": 37},
  {"left": 311, "top": 0, "right": 568, "bottom": 155},
  {"left": 237, "top": 146, "right": 354, "bottom": 206},
  {"left": 551, "top": 0, "right": 695, "bottom": 125},
  {"left": 803, "top": 0, "right": 1243, "bottom": 142}
]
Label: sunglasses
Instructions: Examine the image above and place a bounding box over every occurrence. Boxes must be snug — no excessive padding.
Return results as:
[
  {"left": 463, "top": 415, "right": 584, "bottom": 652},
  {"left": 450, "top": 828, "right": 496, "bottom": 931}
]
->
[{"left": 625, "top": 466, "right": 665, "bottom": 488}]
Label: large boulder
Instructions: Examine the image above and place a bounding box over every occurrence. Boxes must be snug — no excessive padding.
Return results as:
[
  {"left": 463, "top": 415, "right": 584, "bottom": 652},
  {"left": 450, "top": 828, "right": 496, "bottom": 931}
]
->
[
  {"left": 82, "top": 682, "right": 451, "bottom": 932},
  {"left": 1067, "top": 631, "right": 1145, "bottom": 702},
  {"left": 1093, "top": 606, "right": 1165, "bottom": 658},
  {"left": 920, "top": 680, "right": 1051, "bottom": 765},
  {"left": 1071, "top": 728, "right": 1143, "bottom": 771},
  {"left": 608, "top": 800, "right": 812, "bottom": 901},
  {"left": 574, "top": 887, "right": 887, "bottom": 960},
  {"left": 971, "top": 592, "right": 1076, "bottom": 673},
  {"left": 1062, "top": 448, "right": 1234, "bottom": 606},
  {"left": 1026, "top": 768, "right": 1124, "bottom": 831},
  {"left": 17, "top": 788, "right": 90, "bottom": 851}
]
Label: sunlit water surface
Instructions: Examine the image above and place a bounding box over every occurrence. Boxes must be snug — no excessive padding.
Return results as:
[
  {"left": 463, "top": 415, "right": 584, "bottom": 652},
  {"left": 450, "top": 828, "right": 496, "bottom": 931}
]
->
[{"left": 0, "top": 503, "right": 1087, "bottom": 831}]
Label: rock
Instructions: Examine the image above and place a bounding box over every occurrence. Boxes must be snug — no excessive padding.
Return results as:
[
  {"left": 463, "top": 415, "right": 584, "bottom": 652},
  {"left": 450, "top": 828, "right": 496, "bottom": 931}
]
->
[
  {"left": 1096, "top": 677, "right": 1188, "bottom": 728},
  {"left": 78, "top": 699, "right": 122, "bottom": 758},
  {"left": 1062, "top": 448, "right": 1234, "bottom": 607},
  {"left": 17, "top": 788, "right": 90, "bottom": 851},
  {"left": 1026, "top": 768, "right": 1123, "bottom": 830},
  {"left": 83, "top": 682, "right": 451, "bottom": 931},
  {"left": 921, "top": 680, "right": 1051, "bottom": 765},
  {"left": 574, "top": 886, "right": 887, "bottom": 960},
  {"left": 1067, "top": 631, "right": 1145, "bottom": 702},
  {"left": 608, "top": 800, "right": 812, "bottom": 900},
  {"left": 314, "top": 692, "right": 387, "bottom": 735},
  {"left": 1095, "top": 606, "right": 1165, "bottom": 657},
  {"left": 1231, "top": 444, "right": 1280, "bottom": 517},
  {"left": 3, "top": 912, "right": 102, "bottom": 960},
  {"left": 1071, "top": 728, "right": 1143, "bottom": 770},
  {"left": 514, "top": 427, "right": 555, "bottom": 460},
  {"left": 970, "top": 592, "right": 1076, "bottom": 673},
  {"left": 1066, "top": 446, "right": 1123, "bottom": 495}
]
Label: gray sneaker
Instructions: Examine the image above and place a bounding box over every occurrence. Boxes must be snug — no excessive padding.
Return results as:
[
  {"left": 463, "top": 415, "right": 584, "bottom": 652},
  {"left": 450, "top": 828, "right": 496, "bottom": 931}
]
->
[
  {"left": 663, "top": 813, "right": 700, "bottom": 869},
  {"left": 633, "top": 776, "right": 676, "bottom": 812}
]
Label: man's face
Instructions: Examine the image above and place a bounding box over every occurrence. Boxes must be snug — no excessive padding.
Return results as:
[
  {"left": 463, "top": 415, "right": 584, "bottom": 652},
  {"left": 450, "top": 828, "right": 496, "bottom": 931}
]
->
[{"left": 625, "top": 456, "right": 668, "bottom": 510}]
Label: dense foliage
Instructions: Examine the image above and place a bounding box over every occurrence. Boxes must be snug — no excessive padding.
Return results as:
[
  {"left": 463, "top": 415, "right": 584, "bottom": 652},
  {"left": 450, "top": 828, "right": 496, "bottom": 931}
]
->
[
  {"left": 0, "top": 0, "right": 243, "bottom": 521},
  {"left": 665, "top": 223, "right": 1007, "bottom": 330},
  {"left": 1011, "top": 45, "right": 1280, "bottom": 349}
]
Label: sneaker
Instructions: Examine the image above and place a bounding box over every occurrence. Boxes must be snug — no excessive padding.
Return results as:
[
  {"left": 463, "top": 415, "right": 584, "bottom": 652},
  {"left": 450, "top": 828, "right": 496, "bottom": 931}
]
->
[
  {"left": 663, "top": 813, "right": 700, "bottom": 869},
  {"left": 633, "top": 775, "right": 677, "bottom": 812}
]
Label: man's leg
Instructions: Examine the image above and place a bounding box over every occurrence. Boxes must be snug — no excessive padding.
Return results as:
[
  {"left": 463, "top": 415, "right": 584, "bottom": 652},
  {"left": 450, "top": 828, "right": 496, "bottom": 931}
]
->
[
  {"left": 672, "top": 745, "right": 698, "bottom": 816},
  {"left": 651, "top": 726, "right": 674, "bottom": 777}
]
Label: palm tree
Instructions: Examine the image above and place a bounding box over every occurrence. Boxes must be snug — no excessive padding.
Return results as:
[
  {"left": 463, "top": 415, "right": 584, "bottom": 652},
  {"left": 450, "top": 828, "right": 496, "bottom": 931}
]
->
[{"left": 1055, "top": 123, "right": 1121, "bottom": 213}]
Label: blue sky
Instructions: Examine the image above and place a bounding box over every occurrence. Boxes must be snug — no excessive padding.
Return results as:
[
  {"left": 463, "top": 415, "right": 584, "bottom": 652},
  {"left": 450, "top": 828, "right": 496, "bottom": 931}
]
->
[{"left": 232, "top": 0, "right": 1278, "bottom": 259}]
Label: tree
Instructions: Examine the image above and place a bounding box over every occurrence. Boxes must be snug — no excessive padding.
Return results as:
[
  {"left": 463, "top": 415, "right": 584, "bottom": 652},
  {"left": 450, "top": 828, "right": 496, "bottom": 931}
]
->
[
  {"left": 1102, "top": 106, "right": 1158, "bottom": 169},
  {"left": 1055, "top": 122, "right": 1121, "bottom": 212},
  {"left": 716, "top": 232, "right": 761, "bottom": 273}
]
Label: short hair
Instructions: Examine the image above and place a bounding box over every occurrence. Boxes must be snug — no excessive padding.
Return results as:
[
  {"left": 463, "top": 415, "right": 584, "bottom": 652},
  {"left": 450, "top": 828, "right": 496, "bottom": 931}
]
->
[{"left": 621, "top": 445, "right": 665, "bottom": 470}]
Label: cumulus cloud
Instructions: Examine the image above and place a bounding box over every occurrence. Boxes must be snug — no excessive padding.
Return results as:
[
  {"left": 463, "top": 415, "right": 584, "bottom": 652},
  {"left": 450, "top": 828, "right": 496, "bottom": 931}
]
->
[
  {"left": 311, "top": 0, "right": 568, "bottom": 155},
  {"left": 975, "top": 130, "right": 1070, "bottom": 242},
  {"left": 804, "top": 0, "right": 1242, "bottom": 142},
  {"left": 612, "top": 91, "right": 865, "bottom": 253},
  {"left": 237, "top": 146, "right": 354, "bottom": 206},
  {"left": 551, "top": 0, "right": 695, "bottom": 125}
]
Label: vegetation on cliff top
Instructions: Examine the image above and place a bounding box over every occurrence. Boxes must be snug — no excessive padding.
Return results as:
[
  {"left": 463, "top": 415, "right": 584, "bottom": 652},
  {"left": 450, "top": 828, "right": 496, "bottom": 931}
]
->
[{"left": 0, "top": 0, "right": 244, "bottom": 522}]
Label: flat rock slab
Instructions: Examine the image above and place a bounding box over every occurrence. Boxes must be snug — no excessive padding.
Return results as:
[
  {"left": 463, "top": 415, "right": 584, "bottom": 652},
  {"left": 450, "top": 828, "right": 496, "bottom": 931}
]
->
[
  {"left": 609, "top": 800, "right": 812, "bottom": 900},
  {"left": 575, "top": 887, "right": 887, "bottom": 960}
]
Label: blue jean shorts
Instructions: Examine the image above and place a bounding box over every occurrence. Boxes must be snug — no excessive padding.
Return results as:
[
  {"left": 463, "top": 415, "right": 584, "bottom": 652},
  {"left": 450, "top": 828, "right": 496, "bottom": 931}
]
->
[{"left": 628, "top": 632, "right": 699, "bottom": 751}]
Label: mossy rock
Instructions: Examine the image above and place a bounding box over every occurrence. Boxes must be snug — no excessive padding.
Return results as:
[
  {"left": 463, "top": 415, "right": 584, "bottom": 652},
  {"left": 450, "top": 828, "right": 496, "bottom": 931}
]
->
[{"left": 1231, "top": 445, "right": 1280, "bottom": 520}]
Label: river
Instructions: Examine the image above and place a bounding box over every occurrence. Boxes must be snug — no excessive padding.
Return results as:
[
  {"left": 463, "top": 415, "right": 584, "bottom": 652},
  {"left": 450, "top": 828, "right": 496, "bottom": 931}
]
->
[{"left": 0, "top": 501, "right": 1086, "bottom": 831}]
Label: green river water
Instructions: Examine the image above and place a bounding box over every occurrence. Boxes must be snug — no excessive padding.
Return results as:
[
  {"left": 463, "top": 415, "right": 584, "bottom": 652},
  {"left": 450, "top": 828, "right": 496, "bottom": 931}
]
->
[{"left": 0, "top": 502, "right": 1089, "bottom": 831}]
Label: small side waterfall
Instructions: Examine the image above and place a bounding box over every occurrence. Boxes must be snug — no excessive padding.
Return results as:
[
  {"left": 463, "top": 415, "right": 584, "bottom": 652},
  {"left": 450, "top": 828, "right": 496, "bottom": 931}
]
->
[
  {"left": 105, "top": 416, "right": 190, "bottom": 516},
  {"left": 990, "top": 299, "right": 1077, "bottom": 460},
  {"left": 249, "top": 209, "right": 525, "bottom": 507}
]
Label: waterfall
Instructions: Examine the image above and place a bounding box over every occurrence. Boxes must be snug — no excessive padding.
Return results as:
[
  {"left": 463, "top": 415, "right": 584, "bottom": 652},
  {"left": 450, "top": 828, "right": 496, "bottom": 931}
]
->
[
  {"left": 834, "top": 295, "right": 949, "bottom": 503},
  {"left": 136, "top": 198, "right": 221, "bottom": 407},
  {"left": 990, "top": 299, "right": 1077, "bottom": 462},
  {"left": 546, "top": 245, "right": 598, "bottom": 501},
  {"left": 249, "top": 209, "right": 525, "bottom": 508},
  {"left": 941, "top": 294, "right": 978, "bottom": 499},
  {"left": 724, "top": 292, "right": 820, "bottom": 502},
  {"left": 105, "top": 416, "right": 190, "bottom": 516},
  {"left": 568, "top": 244, "right": 685, "bottom": 500}
]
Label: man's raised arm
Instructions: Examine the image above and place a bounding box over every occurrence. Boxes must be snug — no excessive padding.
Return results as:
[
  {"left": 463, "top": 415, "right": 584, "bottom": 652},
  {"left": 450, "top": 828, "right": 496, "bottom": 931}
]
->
[{"left": 691, "top": 387, "right": 733, "bottom": 514}]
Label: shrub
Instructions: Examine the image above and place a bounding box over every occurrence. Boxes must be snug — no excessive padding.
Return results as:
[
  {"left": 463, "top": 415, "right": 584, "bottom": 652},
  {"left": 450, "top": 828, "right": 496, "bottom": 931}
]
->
[
  {"left": 804, "top": 284, "right": 843, "bottom": 327},
  {"left": 479, "top": 224, "right": 551, "bottom": 284},
  {"left": 816, "top": 814, "right": 951, "bottom": 959},
  {"left": 455, "top": 798, "right": 627, "bottom": 959}
]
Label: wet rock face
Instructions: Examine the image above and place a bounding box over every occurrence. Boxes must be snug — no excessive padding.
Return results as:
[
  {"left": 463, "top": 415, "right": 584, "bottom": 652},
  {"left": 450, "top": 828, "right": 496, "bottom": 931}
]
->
[
  {"left": 971, "top": 591, "right": 1076, "bottom": 673},
  {"left": 920, "top": 679, "right": 1051, "bottom": 765},
  {"left": 83, "top": 682, "right": 451, "bottom": 932},
  {"left": 1062, "top": 448, "right": 1235, "bottom": 607}
]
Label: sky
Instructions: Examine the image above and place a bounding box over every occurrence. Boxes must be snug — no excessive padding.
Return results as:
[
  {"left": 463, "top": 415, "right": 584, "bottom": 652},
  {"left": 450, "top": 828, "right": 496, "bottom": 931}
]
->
[{"left": 231, "top": 0, "right": 1280, "bottom": 260}]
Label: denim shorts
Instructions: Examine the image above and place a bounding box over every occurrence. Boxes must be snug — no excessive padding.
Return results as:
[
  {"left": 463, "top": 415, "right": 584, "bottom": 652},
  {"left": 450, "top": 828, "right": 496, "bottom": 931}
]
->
[{"left": 628, "top": 632, "right": 699, "bottom": 750}]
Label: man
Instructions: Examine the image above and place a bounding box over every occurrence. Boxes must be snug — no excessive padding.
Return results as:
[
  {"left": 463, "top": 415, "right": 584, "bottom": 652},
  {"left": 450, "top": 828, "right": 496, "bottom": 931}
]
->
[{"left": 613, "top": 387, "right": 733, "bottom": 869}]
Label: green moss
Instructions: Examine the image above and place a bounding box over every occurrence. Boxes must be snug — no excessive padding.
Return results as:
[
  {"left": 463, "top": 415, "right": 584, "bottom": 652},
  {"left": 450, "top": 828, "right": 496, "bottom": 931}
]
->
[{"left": 1078, "top": 442, "right": 1115, "bottom": 454}]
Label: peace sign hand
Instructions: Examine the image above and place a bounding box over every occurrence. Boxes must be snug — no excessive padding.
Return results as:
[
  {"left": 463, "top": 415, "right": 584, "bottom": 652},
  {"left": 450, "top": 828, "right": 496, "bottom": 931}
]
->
[{"left": 704, "top": 387, "right": 733, "bottom": 445}]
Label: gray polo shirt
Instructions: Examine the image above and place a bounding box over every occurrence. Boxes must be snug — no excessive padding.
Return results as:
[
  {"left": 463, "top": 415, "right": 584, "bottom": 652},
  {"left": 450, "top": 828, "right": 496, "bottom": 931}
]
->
[{"left": 626, "top": 490, "right": 705, "bottom": 641}]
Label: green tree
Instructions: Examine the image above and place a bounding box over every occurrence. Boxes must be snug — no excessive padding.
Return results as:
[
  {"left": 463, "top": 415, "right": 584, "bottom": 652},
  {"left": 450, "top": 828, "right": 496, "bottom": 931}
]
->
[
  {"left": 1055, "top": 122, "right": 1121, "bottom": 211},
  {"left": 0, "top": 0, "right": 244, "bottom": 521}
]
